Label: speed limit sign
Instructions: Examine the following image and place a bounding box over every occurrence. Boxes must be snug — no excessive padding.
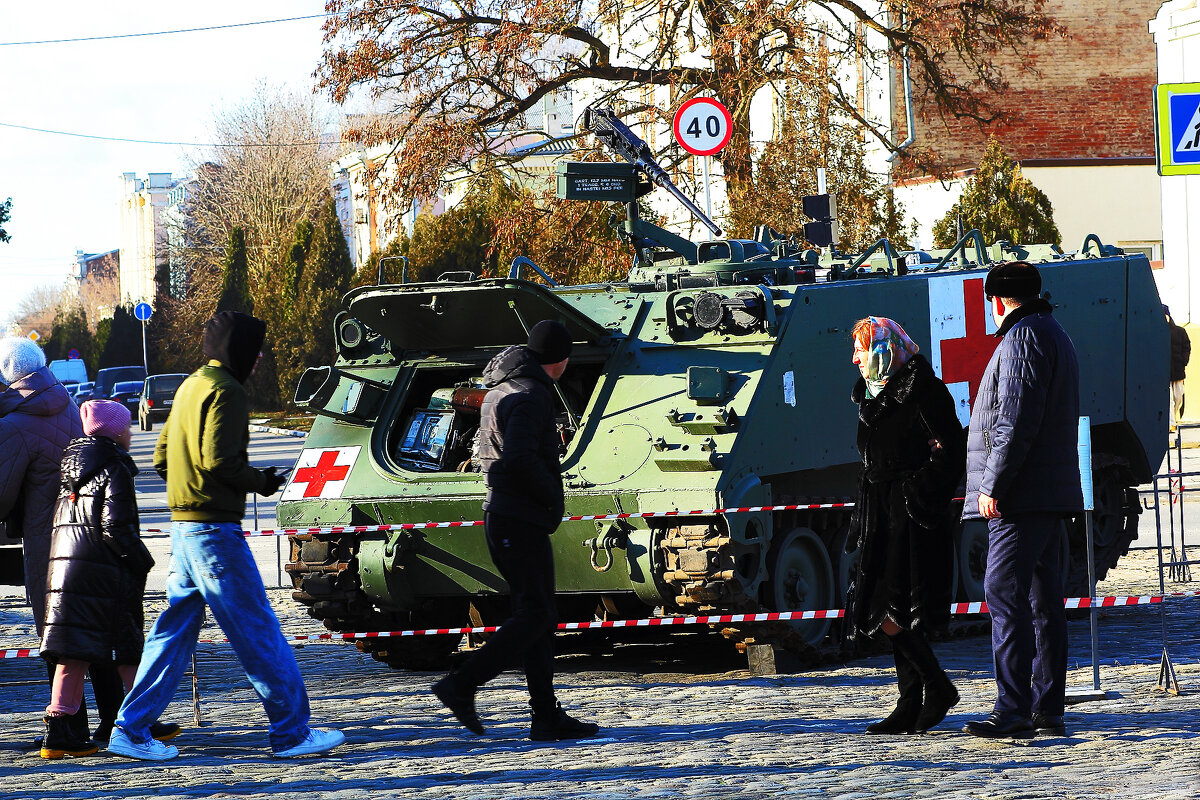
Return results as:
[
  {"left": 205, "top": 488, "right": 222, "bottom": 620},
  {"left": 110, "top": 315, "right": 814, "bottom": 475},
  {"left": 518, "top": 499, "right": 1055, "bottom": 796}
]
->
[{"left": 673, "top": 98, "right": 732, "bottom": 156}]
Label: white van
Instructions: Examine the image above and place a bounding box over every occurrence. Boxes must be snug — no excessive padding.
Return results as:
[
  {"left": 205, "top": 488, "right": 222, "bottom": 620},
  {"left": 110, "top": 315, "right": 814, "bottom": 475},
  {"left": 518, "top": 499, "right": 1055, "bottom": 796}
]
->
[{"left": 48, "top": 358, "right": 88, "bottom": 388}]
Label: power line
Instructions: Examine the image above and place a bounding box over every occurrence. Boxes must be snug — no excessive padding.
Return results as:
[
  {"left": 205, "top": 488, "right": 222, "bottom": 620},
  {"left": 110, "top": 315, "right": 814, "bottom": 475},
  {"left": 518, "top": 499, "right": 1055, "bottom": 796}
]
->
[
  {"left": 0, "top": 120, "right": 326, "bottom": 148},
  {"left": 0, "top": 13, "right": 330, "bottom": 47}
]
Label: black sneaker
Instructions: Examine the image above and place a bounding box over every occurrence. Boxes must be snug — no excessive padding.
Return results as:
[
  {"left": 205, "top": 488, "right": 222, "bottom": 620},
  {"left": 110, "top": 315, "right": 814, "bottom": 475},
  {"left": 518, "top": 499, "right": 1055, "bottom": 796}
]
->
[
  {"left": 432, "top": 675, "right": 484, "bottom": 735},
  {"left": 530, "top": 703, "right": 599, "bottom": 742},
  {"left": 1032, "top": 713, "right": 1066, "bottom": 736}
]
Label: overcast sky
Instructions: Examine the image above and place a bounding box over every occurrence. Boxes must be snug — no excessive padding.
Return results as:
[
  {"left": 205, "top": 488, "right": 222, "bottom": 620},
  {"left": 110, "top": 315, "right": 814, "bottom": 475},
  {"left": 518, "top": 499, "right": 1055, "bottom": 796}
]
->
[{"left": 0, "top": 1, "right": 331, "bottom": 325}]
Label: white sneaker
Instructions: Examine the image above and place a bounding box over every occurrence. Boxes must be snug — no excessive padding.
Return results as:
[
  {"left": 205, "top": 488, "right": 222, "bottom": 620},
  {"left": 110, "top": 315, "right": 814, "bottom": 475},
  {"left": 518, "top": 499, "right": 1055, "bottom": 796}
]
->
[
  {"left": 273, "top": 727, "right": 346, "bottom": 758},
  {"left": 108, "top": 727, "right": 180, "bottom": 761}
]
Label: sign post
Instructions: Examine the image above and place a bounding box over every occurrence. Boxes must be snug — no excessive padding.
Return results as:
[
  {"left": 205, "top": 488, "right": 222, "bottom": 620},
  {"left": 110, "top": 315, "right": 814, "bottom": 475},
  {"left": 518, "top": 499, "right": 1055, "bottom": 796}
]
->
[
  {"left": 1155, "top": 82, "right": 1200, "bottom": 176},
  {"left": 134, "top": 302, "right": 153, "bottom": 374},
  {"left": 673, "top": 98, "right": 732, "bottom": 240}
]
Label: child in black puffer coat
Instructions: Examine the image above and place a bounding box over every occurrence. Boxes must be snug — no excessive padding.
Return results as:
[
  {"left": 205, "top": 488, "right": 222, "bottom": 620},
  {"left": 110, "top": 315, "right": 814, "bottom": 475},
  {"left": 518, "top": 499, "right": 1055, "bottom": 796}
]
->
[{"left": 38, "top": 400, "right": 154, "bottom": 759}]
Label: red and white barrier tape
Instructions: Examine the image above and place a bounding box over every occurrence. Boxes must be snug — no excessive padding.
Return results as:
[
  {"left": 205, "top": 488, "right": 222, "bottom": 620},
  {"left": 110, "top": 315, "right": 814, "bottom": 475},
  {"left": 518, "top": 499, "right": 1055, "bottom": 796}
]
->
[
  {"left": 4, "top": 592, "right": 1190, "bottom": 659},
  {"left": 143, "top": 502, "right": 855, "bottom": 537}
]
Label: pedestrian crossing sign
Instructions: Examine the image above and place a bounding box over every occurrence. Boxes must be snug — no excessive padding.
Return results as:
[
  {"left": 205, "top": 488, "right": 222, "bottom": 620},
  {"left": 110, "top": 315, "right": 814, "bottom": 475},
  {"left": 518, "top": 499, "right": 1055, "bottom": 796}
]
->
[{"left": 1155, "top": 83, "right": 1200, "bottom": 176}]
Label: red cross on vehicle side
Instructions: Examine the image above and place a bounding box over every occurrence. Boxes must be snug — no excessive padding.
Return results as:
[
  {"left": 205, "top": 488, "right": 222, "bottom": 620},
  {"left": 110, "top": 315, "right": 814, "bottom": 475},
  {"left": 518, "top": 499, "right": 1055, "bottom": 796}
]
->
[
  {"left": 292, "top": 451, "right": 351, "bottom": 498},
  {"left": 938, "top": 277, "right": 1000, "bottom": 406}
]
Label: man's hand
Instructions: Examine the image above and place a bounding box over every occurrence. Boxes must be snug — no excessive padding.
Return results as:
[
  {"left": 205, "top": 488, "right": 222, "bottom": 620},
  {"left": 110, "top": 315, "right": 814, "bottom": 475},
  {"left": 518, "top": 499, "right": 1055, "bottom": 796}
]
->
[
  {"left": 260, "top": 466, "right": 286, "bottom": 497},
  {"left": 978, "top": 493, "right": 1000, "bottom": 519}
]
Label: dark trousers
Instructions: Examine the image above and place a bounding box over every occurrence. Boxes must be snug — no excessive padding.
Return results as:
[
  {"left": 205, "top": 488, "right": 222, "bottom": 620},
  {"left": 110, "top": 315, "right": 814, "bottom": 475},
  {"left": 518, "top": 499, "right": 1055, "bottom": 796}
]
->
[
  {"left": 453, "top": 513, "right": 558, "bottom": 714},
  {"left": 984, "top": 513, "right": 1068, "bottom": 717}
]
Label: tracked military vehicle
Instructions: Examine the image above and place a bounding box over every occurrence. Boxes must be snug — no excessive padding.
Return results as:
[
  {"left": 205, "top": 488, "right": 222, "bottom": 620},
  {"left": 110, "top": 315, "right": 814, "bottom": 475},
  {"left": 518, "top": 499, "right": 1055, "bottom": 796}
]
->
[{"left": 280, "top": 107, "right": 1167, "bottom": 668}]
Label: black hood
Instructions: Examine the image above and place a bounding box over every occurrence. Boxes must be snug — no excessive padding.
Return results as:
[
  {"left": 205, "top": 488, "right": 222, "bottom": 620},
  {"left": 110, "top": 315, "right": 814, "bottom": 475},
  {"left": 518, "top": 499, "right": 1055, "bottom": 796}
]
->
[
  {"left": 61, "top": 436, "right": 138, "bottom": 493},
  {"left": 203, "top": 311, "right": 266, "bottom": 384},
  {"left": 483, "top": 345, "right": 552, "bottom": 388}
]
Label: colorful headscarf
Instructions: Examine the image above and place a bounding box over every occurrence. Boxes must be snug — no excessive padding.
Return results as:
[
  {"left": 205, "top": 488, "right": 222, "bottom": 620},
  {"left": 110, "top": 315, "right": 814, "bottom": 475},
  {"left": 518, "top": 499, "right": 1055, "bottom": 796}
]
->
[{"left": 852, "top": 316, "right": 919, "bottom": 398}]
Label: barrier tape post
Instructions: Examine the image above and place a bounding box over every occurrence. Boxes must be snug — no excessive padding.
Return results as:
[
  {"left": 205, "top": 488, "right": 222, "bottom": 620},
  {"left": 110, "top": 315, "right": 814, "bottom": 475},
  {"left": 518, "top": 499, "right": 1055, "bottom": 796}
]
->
[{"left": 1067, "top": 416, "right": 1105, "bottom": 703}]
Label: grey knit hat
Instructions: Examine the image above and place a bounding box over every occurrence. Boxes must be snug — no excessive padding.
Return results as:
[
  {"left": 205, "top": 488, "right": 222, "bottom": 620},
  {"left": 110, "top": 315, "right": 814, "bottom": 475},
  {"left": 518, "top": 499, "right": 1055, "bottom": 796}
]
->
[{"left": 0, "top": 337, "right": 47, "bottom": 384}]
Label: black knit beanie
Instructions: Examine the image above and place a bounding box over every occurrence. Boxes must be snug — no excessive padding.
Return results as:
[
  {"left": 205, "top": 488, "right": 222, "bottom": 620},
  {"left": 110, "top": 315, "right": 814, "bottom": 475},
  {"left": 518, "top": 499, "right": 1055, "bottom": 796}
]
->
[
  {"left": 203, "top": 311, "right": 267, "bottom": 384},
  {"left": 984, "top": 261, "right": 1042, "bottom": 300},
  {"left": 526, "top": 320, "right": 572, "bottom": 364}
]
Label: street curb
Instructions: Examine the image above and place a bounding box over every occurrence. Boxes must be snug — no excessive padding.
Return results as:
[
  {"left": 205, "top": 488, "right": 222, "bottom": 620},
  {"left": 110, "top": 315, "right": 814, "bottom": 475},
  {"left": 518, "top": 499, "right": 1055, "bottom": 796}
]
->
[{"left": 248, "top": 424, "right": 307, "bottom": 439}]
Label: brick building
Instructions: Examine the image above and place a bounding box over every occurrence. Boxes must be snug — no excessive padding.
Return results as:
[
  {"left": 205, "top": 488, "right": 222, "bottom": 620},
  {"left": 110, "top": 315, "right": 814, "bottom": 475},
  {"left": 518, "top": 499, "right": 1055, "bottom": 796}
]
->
[
  {"left": 73, "top": 249, "right": 120, "bottom": 328},
  {"left": 893, "top": 0, "right": 1164, "bottom": 259}
]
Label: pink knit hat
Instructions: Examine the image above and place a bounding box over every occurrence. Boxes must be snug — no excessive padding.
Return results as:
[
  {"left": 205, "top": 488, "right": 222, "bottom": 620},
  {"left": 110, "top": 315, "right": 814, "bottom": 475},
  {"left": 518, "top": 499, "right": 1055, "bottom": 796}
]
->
[{"left": 80, "top": 399, "right": 132, "bottom": 440}]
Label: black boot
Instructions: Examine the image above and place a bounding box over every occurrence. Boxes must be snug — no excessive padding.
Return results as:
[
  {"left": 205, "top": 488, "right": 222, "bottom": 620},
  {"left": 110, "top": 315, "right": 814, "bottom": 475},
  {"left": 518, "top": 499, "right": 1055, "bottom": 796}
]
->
[
  {"left": 40, "top": 715, "right": 98, "bottom": 759},
  {"left": 866, "top": 641, "right": 922, "bottom": 734},
  {"left": 895, "top": 630, "right": 959, "bottom": 733},
  {"left": 529, "top": 702, "right": 599, "bottom": 741}
]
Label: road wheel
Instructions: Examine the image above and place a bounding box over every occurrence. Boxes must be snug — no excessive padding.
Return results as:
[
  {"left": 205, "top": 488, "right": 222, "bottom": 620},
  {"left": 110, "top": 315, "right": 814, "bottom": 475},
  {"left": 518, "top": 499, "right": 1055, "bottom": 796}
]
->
[
  {"left": 764, "top": 527, "right": 835, "bottom": 645},
  {"left": 956, "top": 519, "right": 989, "bottom": 602}
]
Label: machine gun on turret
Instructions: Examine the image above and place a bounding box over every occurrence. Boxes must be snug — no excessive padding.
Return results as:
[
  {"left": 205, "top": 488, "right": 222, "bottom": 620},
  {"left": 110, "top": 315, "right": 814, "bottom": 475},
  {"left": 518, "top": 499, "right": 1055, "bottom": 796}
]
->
[{"left": 558, "top": 105, "right": 822, "bottom": 286}]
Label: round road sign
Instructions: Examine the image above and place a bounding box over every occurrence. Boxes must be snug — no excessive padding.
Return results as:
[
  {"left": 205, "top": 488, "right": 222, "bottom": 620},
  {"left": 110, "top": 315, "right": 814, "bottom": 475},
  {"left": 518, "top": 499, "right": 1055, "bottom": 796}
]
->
[
  {"left": 134, "top": 302, "right": 153, "bottom": 322},
  {"left": 67, "top": 348, "right": 81, "bottom": 360},
  {"left": 673, "top": 98, "right": 733, "bottom": 157}
]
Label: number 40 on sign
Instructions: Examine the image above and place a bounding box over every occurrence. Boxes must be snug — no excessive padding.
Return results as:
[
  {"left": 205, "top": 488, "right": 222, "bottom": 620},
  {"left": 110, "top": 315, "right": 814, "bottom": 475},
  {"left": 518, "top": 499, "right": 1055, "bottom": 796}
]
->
[{"left": 673, "top": 98, "right": 732, "bottom": 156}]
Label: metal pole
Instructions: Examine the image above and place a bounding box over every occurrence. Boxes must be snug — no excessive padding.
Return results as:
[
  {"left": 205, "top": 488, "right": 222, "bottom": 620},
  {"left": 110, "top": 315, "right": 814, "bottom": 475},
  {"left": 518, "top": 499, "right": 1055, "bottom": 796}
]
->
[
  {"left": 701, "top": 155, "right": 713, "bottom": 242},
  {"left": 141, "top": 319, "right": 148, "bottom": 374},
  {"left": 1078, "top": 417, "right": 1100, "bottom": 693}
]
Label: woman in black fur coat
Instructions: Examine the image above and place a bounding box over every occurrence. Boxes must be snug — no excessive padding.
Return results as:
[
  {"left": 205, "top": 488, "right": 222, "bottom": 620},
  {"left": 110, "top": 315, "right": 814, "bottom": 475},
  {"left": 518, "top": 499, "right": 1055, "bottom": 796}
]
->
[{"left": 847, "top": 317, "right": 966, "bottom": 734}]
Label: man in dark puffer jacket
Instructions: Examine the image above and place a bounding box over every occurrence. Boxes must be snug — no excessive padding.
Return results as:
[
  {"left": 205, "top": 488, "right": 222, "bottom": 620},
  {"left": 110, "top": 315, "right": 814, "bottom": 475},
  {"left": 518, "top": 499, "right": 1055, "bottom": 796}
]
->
[
  {"left": 962, "top": 261, "right": 1082, "bottom": 740},
  {"left": 432, "top": 320, "right": 598, "bottom": 742}
]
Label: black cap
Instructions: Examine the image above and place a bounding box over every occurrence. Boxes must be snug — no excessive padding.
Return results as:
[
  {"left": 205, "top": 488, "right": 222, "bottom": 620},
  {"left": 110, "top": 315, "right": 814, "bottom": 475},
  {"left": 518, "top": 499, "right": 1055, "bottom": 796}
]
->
[
  {"left": 526, "top": 320, "right": 572, "bottom": 364},
  {"left": 203, "top": 311, "right": 266, "bottom": 383},
  {"left": 984, "top": 260, "right": 1042, "bottom": 300}
]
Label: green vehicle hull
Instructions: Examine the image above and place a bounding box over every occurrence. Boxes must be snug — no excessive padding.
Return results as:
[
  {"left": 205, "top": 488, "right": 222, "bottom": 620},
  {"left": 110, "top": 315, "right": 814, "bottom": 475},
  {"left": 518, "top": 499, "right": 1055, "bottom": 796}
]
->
[{"left": 280, "top": 241, "right": 1167, "bottom": 669}]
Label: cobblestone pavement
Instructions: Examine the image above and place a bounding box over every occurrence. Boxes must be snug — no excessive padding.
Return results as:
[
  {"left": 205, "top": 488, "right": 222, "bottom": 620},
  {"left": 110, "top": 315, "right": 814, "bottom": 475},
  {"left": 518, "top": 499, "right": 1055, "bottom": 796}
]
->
[{"left": 0, "top": 551, "right": 1196, "bottom": 799}]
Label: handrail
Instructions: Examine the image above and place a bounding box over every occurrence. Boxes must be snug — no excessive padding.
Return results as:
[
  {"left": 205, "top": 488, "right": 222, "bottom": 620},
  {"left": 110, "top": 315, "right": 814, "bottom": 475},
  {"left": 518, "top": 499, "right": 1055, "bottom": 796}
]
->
[
  {"left": 934, "top": 229, "right": 991, "bottom": 270},
  {"left": 1080, "top": 234, "right": 1106, "bottom": 258},
  {"left": 508, "top": 256, "right": 559, "bottom": 287},
  {"left": 850, "top": 237, "right": 899, "bottom": 275}
]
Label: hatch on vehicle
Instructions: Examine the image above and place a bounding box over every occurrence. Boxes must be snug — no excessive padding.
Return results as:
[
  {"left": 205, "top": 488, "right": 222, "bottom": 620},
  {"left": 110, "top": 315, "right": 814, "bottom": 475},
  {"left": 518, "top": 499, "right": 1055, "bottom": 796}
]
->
[{"left": 346, "top": 279, "right": 610, "bottom": 353}]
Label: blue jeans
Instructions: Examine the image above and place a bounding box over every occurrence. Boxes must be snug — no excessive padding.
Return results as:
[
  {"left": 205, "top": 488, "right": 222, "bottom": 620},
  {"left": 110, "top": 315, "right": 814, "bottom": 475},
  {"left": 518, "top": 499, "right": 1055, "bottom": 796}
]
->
[{"left": 115, "top": 522, "right": 311, "bottom": 752}]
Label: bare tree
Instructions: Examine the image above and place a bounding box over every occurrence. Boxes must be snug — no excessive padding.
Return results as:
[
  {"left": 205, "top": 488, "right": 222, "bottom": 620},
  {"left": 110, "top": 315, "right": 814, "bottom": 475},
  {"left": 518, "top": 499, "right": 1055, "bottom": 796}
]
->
[
  {"left": 9, "top": 282, "right": 67, "bottom": 335},
  {"left": 158, "top": 84, "right": 337, "bottom": 406},
  {"left": 317, "top": 0, "right": 1063, "bottom": 211}
]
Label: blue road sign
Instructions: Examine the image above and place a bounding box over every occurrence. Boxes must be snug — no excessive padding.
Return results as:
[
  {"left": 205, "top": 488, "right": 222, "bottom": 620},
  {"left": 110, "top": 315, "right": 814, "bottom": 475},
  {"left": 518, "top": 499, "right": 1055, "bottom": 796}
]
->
[
  {"left": 133, "top": 302, "right": 153, "bottom": 322},
  {"left": 67, "top": 348, "right": 81, "bottom": 360},
  {"left": 1155, "top": 83, "right": 1200, "bottom": 176}
]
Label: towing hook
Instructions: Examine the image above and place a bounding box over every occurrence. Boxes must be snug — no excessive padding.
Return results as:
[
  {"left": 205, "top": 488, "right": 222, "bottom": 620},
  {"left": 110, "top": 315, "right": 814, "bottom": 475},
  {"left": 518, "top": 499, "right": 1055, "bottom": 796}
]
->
[{"left": 586, "top": 535, "right": 626, "bottom": 573}]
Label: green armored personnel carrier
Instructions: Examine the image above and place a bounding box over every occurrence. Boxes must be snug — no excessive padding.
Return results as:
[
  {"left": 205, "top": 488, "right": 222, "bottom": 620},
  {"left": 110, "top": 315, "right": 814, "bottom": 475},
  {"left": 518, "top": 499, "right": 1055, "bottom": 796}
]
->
[{"left": 280, "top": 108, "right": 1167, "bottom": 668}]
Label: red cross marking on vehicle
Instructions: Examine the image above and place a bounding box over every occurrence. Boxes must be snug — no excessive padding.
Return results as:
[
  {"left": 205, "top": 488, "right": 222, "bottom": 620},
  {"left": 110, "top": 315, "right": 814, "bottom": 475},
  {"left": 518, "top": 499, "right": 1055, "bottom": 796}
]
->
[
  {"left": 292, "top": 451, "right": 351, "bottom": 498},
  {"left": 938, "top": 277, "right": 999, "bottom": 406}
]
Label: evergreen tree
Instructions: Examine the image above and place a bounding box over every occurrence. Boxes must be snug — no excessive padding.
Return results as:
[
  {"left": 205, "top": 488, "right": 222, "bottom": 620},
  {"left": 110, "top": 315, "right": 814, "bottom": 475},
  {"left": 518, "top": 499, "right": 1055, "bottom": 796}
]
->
[
  {"left": 281, "top": 218, "right": 314, "bottom": 320},
  {"left": 43, "top": 302, "right": 92, "bottom": 365},
  {"left": 285, "top": 197, "right": 353, "bottom": 405},
  {"left": 933, "top": 138, "right": 1061, "bottom": 249},
  {"left": 98, "top": 306, "right": 144, "bottom": 370},
  {"left": 215, "top": 226, "right": 253, "bottom": 314}
]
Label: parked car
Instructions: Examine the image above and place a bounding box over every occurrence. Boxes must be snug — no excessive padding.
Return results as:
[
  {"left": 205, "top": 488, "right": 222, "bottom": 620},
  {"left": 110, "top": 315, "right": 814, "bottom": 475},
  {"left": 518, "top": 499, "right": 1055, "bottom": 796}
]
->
[
  {"left": 108, "top": 380, "right": 144, "bottom": 418},
  {"left": 93, "top": 365, "right": 147, "bottom": 399},
  {"left": 72, "top": 382, "right": 96, "bottom": 403},
  {"left": 138, "top": 373, "right": 188, "bottom": 431}
]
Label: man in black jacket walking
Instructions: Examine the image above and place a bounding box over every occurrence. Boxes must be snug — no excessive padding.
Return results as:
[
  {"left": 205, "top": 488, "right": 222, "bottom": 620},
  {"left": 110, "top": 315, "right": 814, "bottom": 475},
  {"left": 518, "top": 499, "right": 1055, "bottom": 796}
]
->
[
  {"left": 961, "top": 262, "right": 1082, "bottom": 740},
  {"left": 432, "top": 320, "right": 599, "bottom": 742}
]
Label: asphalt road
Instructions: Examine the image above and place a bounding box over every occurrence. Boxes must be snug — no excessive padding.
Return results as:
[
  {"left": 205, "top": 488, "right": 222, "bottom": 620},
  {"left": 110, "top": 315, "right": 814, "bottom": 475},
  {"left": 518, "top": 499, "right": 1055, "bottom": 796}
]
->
[{"left": 132, "top": 424, "right": 307, "bottom": 591}]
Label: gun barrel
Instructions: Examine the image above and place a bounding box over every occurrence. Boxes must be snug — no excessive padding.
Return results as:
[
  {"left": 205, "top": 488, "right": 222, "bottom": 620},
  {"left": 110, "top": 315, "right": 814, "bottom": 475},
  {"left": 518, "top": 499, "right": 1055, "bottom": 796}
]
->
[{"left": 585, "top": 107, "right": 722, "bottom": 236}]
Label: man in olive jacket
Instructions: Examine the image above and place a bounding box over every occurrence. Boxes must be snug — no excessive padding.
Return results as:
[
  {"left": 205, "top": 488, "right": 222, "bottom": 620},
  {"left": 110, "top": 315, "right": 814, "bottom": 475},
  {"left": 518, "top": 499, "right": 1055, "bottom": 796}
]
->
[
  {"left": 962, "top": 262, "right": 1082, "bottom": 740},
  {"left": 110, "top": 311, "right": 344, "bottom": 761},
  {"left": 432, "top": 320, "right": 598, "bottom": 742}
]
